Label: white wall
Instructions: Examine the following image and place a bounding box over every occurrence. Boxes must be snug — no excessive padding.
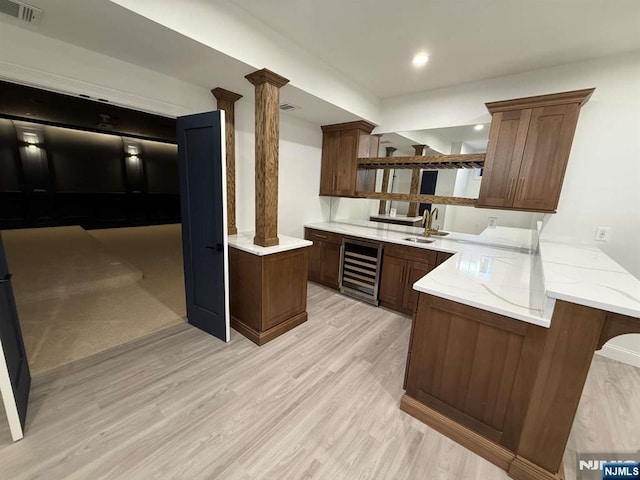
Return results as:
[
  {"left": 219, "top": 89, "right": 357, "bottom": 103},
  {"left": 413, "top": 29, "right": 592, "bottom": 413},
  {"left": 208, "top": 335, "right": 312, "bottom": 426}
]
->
[
  {"left": 0, "top": 23, "right": 330, "bottom": 239},
  {"left": 330, "top": 197, "right": 379, "bottom": 221},
  {"left": 381, "top": 51, "right": 640, "bottom": 365},
  {"left": 389, "top": 170, "right": 412, "bottom": 215}
]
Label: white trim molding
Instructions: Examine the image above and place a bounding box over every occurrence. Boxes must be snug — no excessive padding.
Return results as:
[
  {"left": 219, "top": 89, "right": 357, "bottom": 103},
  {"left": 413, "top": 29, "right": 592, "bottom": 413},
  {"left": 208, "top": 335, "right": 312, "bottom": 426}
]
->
[
  {"left": 597, "top": 343, "right": 640, "bottom": 369},
  {"left": 0, "top": 60, "right": 188, "bottom": 118},
  {"left": 0, "top": 337, "right": 24, "bottom": 442}
]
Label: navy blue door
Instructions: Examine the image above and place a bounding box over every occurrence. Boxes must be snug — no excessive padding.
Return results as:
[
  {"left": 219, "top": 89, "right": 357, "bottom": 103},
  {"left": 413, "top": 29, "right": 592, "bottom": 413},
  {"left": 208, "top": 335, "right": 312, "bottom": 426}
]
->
[
  {"left": 419, "top": 171, "right": 439, "bottom": 216},
  {"left": 0, "top": 231, "right": 31, "bottom": 441},
  {"left": 177, "top": 111, "right": 229, "bottom": 342}
]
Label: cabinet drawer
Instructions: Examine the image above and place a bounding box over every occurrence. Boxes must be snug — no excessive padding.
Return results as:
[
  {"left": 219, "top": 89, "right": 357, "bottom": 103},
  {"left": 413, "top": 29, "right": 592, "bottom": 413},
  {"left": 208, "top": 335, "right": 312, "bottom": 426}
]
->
[
  {"left": 305, "top": 228, "right": 342, "bottom": 245},
  {"left": 384, "top": 243, "right": 437, "bottom": 265}
]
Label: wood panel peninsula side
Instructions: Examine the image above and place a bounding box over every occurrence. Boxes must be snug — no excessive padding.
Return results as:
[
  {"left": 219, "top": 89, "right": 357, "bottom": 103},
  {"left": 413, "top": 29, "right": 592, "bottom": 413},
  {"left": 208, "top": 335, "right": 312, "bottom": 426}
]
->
[{"left": 402, "top": 277, "right": 640, "bottom": 480}]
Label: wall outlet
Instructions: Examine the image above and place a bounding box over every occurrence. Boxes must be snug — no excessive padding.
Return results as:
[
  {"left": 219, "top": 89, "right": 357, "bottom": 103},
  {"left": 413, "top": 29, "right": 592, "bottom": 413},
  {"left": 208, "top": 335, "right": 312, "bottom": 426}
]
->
[
  {"left": 595, "top": 226, "right": 611, "bottom": 242},
  {"left": 488, "top": 217, "right": 498, "bottom": 228}
]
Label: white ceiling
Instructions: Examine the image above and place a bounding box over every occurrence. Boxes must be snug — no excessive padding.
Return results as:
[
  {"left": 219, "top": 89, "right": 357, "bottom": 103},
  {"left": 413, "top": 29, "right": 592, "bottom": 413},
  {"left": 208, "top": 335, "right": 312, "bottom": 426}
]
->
[
  {"left": 379, "top": 133, "right": 439, "bottom": 156},
  {"left": 381, "top": 123, "right": 490, "bottom": 156},
  {"left": 229, "top": 0, "right": 640, "bottom": 97},
  {"left": 2, "top": 0, "right": 639, "bottom": 126},
  {"left": 0, "top": 0, "right": 361, "bottom": 124},
  {"left": 426, "top": 124, "right": 491, "bottom": 153}
]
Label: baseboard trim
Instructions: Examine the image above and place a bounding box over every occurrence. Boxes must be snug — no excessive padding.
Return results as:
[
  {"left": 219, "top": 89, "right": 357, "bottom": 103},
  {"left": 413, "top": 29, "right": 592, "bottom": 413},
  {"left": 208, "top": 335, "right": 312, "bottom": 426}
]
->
[
  {"left": 400, "top": 394, "right": 515, "bottom": 471},
  {"left": 508, "top": 455, "right": 565, "bottom": 480},
  {"left": 400, "top": 394, "right": 565, "bottom": 480},
  {"left": 231, "top": 311, "right": 308, "bottom": 346},
  {"left": 596, "top": 343, "right": 640, "bottom": 368}
]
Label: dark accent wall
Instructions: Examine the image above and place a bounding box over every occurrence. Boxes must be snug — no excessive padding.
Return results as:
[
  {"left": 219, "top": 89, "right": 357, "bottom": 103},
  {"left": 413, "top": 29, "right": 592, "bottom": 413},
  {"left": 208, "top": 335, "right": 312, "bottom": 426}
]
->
[
  {"left": 46, "top": 127, "right": 126, "bottom": 193},
  {"left": 0, "top": 119, "right": 180, "bottom": 230},
  {"left": 0, "top": 119, "right": 25, "bottom": 228},
  {"left": 0, "top": 119, "right": 22, "bottom": 192},
  {"left": 143, "top": 140, "right": 180, "bottom": 194}
]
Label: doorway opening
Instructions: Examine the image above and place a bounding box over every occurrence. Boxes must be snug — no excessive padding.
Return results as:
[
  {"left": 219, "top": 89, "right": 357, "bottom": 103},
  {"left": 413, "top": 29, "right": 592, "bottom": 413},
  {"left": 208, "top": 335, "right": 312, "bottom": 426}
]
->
[{"left": 0, "top": 115, "right": 185, "bottom": 375}]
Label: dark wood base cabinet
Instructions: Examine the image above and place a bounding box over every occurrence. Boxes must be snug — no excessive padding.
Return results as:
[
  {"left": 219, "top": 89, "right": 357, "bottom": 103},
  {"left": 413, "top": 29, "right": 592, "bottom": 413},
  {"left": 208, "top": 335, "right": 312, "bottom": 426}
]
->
[
  {"left": 379, "top": 245, "right": 435, "bottom": 315},
  {"left": 402, "top": 293, "right": 640, "bottom": 480},
  {"left": 229, "top": 246, "right": 309, "bottom": 346},
  {"left": 379, "top": 247, "right": 452, "bottom": 315},
  {"left": 305, "top": 228, "right": 343, "bottom": 290}
]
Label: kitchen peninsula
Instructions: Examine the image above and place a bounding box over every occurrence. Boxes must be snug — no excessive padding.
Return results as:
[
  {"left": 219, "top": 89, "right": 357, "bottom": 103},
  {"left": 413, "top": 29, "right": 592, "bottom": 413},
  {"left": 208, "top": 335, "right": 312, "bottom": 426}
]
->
[{"left": 304, "top": 220, "right": 640, "bottom": 480}]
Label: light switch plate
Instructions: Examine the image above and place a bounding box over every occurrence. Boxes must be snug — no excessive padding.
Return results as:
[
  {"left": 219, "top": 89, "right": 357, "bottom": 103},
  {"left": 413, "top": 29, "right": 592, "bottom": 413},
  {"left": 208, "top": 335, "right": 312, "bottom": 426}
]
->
[{"left": 488, "top": 217, "right": 498, "bottom": 228}]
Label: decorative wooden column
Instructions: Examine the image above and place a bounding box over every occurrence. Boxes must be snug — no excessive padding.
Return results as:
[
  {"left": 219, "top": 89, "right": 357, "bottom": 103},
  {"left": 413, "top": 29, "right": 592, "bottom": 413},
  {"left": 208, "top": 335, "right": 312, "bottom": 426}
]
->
[
  {"left": 211, "top": 87, "right": 243, "bottom": 235},
  {"left": 378, "top": 146, "right": 396, "bottom": 214},
  {"left": 407, "top": 144, "right": 427, "bottom": 217},
  {"left": 245, "top": 69, "right": 289, "bottom": 247}
]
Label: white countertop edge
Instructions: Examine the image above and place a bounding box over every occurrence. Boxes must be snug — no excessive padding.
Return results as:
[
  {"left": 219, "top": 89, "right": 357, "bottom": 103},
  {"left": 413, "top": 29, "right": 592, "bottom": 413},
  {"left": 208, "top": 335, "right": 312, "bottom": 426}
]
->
[
  {"left": 305, "top": 221, "right": 640, "bottom": 326},
  {"left": 228, "top": 233, "right": 312, "bottom": 256},
  {"left": 545, "top": 290, "right": 640, "bottom": 319},
  {"left": 538, "top": 240, "right": 640, "bottom": 319},
  {"left": 304, "top": 222, "right": 458, "bottom": 254},
  {"left": 413, "top": 283, "right": 551, "bottom": 328}
]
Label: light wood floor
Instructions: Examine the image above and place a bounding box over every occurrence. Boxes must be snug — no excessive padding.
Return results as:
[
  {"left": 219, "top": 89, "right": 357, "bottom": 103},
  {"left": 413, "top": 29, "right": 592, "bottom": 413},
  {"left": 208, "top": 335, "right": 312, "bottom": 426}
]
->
[{"left": 0, "top": 283, "right": 638, "bottom": 479}]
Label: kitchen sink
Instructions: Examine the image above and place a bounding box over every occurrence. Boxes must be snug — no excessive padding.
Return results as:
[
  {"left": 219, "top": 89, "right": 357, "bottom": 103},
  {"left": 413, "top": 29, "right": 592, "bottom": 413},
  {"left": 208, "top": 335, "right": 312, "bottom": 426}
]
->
[{"left": 403, "top": 237, "right": 435, "bottom": 244}]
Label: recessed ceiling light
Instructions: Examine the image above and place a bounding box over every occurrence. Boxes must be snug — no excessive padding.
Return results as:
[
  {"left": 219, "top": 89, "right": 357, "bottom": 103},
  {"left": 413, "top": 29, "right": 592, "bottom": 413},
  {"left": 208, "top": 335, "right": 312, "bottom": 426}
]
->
[
  {"left": 474, "top": 124, "right": 484, "bottom": 131},
  {"left": 412, "top": 53, "right": 429, "bottom": 67}
]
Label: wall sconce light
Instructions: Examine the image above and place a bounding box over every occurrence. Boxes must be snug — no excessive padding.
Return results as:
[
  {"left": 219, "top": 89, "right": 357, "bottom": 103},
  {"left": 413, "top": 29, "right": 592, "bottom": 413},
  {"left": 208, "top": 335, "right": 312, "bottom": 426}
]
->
[
  {"left": 126, "top": 145, "right": 139, "bottom": 156},
  {"left": 22, "top": 132, "right": 42, "bottom": 150}
]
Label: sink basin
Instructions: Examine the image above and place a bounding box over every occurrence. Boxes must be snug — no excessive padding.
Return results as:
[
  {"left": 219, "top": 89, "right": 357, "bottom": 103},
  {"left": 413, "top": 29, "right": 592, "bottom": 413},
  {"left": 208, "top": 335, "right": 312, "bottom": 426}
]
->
[
  {"left": 403, "top": 237, "right": 435, "bottom": 244},
  {"left": 430, "top": 231, "right": 450, "bottom": 237}
]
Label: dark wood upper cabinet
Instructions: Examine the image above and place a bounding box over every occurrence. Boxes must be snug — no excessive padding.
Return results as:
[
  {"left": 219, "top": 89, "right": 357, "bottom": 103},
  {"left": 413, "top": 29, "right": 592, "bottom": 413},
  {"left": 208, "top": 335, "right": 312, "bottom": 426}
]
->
[
  {"left": 477, "top": 89, "right": 594, "bottom": 213},
  {"left": 320, "top": 121, "right": 379, "bottom": 197}
]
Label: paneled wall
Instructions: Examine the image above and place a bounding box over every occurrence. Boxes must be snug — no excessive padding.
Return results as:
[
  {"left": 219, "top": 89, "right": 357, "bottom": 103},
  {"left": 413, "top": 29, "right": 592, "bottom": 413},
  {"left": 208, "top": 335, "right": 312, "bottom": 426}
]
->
[{"left": 0, "top": 119, "right": 180, "bottom": 229}]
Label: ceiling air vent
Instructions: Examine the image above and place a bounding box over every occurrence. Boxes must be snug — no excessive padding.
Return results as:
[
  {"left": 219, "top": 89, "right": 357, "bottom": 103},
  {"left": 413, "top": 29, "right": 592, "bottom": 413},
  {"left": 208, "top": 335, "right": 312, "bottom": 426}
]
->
[
  {"left": 279, "top": 102, "right": 300, "bottom": 112},
  {"left": 0, "top": 0, "right": 42, "bottom": 25}
]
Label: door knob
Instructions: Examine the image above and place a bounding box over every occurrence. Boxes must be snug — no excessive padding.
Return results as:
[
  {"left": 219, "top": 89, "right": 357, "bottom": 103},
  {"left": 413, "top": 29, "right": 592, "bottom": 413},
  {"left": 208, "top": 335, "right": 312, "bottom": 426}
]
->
[
  {"left": 0, "top": 273, "right": 12, "bottom": 284},
  {"left": 206, "top": 243, "right": 224, "bottom": 252}
]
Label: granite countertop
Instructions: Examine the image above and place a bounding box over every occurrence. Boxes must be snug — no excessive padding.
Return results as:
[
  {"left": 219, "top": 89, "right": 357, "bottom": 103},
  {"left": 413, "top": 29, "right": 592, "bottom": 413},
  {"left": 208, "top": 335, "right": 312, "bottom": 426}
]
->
[
  {"left": 304, "top": 220, "right": 640, "bottom": 327},
  {"left": 228, "top": 232, "right": 312, "bottom": 256}
]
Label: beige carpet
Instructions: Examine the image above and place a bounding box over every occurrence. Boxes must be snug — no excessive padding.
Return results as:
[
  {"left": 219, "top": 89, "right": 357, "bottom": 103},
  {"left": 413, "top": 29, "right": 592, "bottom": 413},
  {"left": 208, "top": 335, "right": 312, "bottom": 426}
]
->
[
  {"left": 2, "top": 226, "right": 142, "bottom": 304},
  {"left": 88, "top": 224, "right": 186, "bottom": 318},
  {"left": 3, "top": 225, "right": 185, "bottom": 375}
]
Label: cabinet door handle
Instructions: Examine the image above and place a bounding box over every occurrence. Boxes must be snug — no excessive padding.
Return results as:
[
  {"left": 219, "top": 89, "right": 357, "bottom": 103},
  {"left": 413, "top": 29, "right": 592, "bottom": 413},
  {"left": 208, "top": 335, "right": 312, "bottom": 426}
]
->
[
  {"left": 315, "top": 234, "right": 328, "bottom": 239},
  {"left": 516, "top": 178, "right": 525, "bottom": 201},
  {"left": 400, "top": 265, "right": 406, "bottom": 284},
  {"left": 507, "top": 178, "right": 516, "bottom": 200},
  {"left": 332, "top": 175, "right": 337, "bottom": 191}
]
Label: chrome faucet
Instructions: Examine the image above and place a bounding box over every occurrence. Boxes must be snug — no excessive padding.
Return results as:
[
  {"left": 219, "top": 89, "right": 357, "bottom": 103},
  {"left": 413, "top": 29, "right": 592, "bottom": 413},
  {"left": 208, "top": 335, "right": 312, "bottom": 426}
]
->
[{"left": 422, "top": 207, "right": 439, "bottom": 237}]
